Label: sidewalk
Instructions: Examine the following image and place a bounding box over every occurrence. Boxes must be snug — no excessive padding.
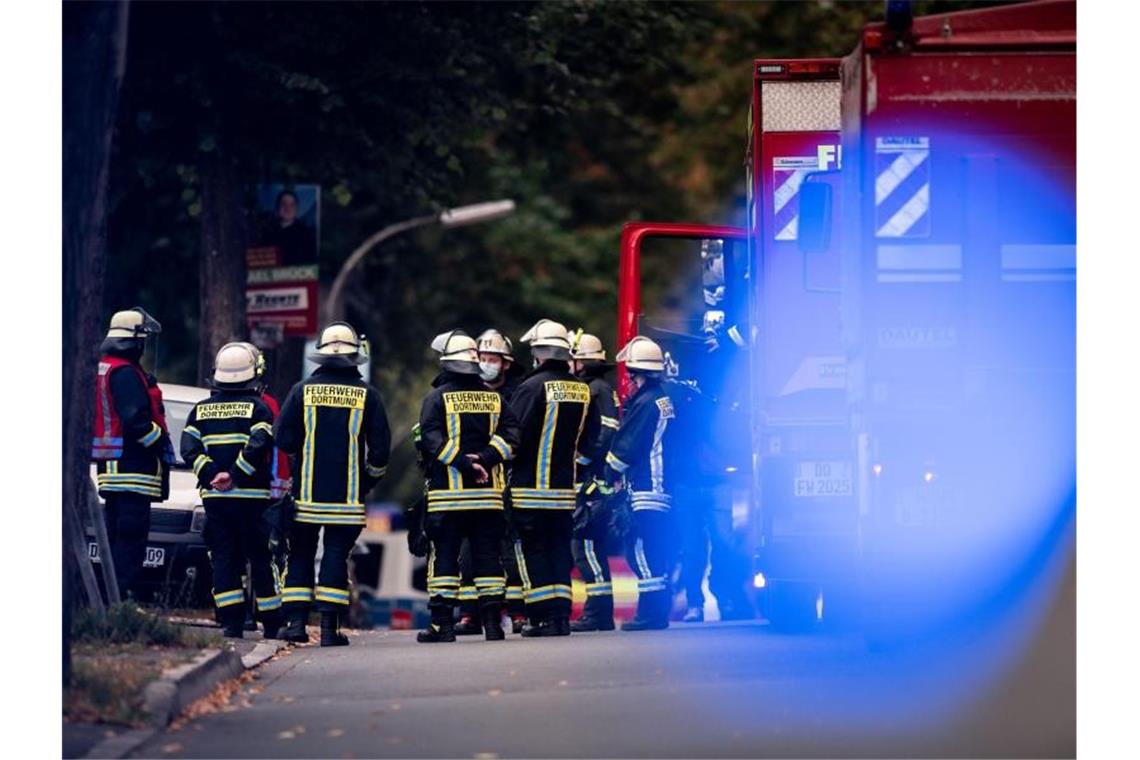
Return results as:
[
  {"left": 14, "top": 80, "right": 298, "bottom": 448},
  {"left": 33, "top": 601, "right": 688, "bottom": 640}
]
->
[{"left": 63, "top": 606, "right": 289, "bottom": 759}]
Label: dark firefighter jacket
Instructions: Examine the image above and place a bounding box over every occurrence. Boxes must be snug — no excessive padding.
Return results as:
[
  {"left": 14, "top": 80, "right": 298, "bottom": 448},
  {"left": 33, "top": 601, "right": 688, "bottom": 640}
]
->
[
  {"left": 275, "top": 365, "right": 391, "bottom": 526},
  {"left": 93, "top": 351, "right": 171, "bottom": 501},
  {"left": 418, "top": 371, "right": 521, "bottom": 512},
  {"left": 180, "top": 390, "right": 275, "bottom": 501},
  {"left": 604, "top": 378, "right": 677, "bottom": 512},
  {"left": 509, "top": 360, "right": 601, "bottom": 511},
  {"left": 575, "top": 362, "right": 619, "bottom": 483}
]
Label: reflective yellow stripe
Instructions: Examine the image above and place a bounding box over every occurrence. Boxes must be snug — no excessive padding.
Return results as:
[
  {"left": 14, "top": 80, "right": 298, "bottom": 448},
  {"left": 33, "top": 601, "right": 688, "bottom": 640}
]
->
[
  {"left": 203, "top": 433, "right": 250, "bottom": 446},
  {"left": 184, "top": 425, "right": 202, "bottom": 440},
  {"left": 192, "top": 455, "right": 212, "bottom": 476},
  {"left": 537, "top": 402, "right": 559, "bottom": 489},
  {"left": 606, "top": 451, "right": 629, "bottom": 473},
  {"left": 489, "top": 435, "right": 512, "bottom": 460},
  {"left": 301, "top": 406, "right": 316, "bottom": 503},
  {"left": 251, "top": 422, "right": 273, "bottom": 435},
  {"left": 444, "top": 411, "right": 461, "bottom": 489},
  {"left": 366, "top": 462, "right": 386, "bottom": 477},
  {"left": 138, "top": 422, "right": 162, "bottom": 447},
  {"left": 601, "top": 416, "right": 620, "bottom": 430},
  {"left": 235, "top": 453, "right": 255, "bottom": 476},
  {"left": 347, "top": 407, "right": 363, "bottom": 505}
]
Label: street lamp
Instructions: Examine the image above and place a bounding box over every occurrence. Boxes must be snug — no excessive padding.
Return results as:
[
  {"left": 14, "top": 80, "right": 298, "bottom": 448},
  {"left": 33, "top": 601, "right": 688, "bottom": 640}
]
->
[{"left": 324, "top": 199, "right": 515, "bottom": 323}]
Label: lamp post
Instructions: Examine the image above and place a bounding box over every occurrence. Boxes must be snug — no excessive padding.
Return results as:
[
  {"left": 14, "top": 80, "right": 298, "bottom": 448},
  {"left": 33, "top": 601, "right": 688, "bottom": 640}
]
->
[{"left": 324, "top": 199, "right": 515, "bottom": 323}]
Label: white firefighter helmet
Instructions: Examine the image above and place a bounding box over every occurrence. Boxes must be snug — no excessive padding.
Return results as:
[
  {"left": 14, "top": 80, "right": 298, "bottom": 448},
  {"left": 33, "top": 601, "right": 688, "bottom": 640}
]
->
[
  {"left": 106, "top": 307, "right": 162, "bottom": 340},
  {"left": 310, "top": 322, "right": 368, "bottom": 366},
  {"left": 431, "top": 329, "right": 480, "bottom": 374},
  {"left": 213, "top": 342, "right": 259, "bottom": 387},
  {"left": 477, "top": 328, "right": 514, "bottom": 359},
  {"left": 570, "top": 330, "right": 606, "bottom": 361},
  {"left": 235, "top": 341, "right": 266, "bottom": 379},
  {"left": 616, "top": 336, "right": 665, "bottom": 373},
  {"left": 520, "top": 319, "right": 571, "bottom": 350}
]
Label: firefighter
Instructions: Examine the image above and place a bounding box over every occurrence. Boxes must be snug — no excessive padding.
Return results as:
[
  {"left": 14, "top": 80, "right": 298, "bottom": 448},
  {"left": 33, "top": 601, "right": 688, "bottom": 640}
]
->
[
  {"left": 568, "top": 331, "right": 620, "bottom": 632},
  {"left": 91, "top": 308, "right": 173, "bottom": 601},
  {"left": 477, "top": 328, "right": 525, "bottom": 398},
  {"left": 275, "top": 323, "right": 391, "bottom": 646},
  {"left": 604, "top": 336, "right": 677, "bottom": 631},
  {"left": 180, "top": 343, "right": 281, "bottom": 638},
  {"left": 510, "top": 319, "right": 601, "bottom": 637},
  {"left": 478, "top": 328, "right": 528, "bottom": 633},
  {"left": 416, "top": 330, "right": 520, "bottom": 643},
  {"left": 453, "top": 329, "right": 521, "bottom": 636}
]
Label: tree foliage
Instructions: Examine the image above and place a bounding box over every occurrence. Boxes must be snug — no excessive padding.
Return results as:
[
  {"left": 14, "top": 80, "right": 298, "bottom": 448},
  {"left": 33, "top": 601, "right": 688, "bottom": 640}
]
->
[{"left": 104, "top": 0, "right": 1001, "bottom": 503}]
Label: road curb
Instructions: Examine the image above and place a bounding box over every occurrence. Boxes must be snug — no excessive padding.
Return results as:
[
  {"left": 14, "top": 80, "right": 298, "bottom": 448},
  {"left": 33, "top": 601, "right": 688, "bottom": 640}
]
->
[{"left": 81, "top": 640, "right": 287, "bottom": 759}]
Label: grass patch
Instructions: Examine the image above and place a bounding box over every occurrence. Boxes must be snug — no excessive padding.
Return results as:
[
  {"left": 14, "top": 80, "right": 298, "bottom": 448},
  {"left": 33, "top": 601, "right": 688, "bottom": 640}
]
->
[{"left": 65, "top": 604, "right": 220, "bottom": 726}]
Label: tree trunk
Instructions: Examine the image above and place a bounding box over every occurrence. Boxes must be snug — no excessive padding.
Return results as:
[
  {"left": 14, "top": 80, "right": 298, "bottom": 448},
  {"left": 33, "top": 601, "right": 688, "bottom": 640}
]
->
[
  {"left": 62, "top": 0, "right": 131, "bottom": 684},
  {"left": 197, "top": 149, "right": 248, "bottom": 380}
]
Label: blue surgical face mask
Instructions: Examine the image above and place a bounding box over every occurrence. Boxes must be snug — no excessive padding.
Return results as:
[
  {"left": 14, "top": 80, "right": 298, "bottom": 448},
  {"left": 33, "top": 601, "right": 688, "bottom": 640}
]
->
[{"left": 479, "top": 361, "right": 502, "bottom": 382}]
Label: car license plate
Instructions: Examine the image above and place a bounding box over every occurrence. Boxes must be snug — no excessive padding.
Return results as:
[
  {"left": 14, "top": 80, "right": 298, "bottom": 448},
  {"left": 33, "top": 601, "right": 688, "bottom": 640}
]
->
[
  {"left": 88, "top": 543, "right": 166, "bottom": 568},
  {"left": 793, "top": 461, "right": 852, "bottom": 498}
]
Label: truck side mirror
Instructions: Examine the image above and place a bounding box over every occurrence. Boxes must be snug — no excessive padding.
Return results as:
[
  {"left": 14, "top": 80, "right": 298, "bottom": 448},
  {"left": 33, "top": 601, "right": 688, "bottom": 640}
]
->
[{"left": 798, "top": 179, "right": 833, "bottom": 254}]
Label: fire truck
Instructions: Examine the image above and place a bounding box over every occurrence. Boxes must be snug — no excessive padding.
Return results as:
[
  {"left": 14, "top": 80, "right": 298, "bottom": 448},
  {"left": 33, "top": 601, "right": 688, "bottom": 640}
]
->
[{"left": 617, "top": 0, "right": 1076, "bottom": 633}]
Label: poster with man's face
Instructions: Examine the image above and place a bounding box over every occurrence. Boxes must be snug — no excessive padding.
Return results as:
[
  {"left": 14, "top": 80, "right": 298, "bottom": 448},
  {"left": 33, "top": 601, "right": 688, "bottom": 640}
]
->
[
  {"left": 246, "top": 184, "right": 321, "bottom": 341},
  {"left": 247, "top": 184, "right": 320, "bottom": 273}
]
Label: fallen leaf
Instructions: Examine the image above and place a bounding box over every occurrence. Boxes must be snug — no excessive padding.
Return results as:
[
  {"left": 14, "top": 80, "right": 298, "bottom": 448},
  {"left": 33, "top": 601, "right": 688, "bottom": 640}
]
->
[
  {"left": 162, "top": 743, "right": 183, "bottom": 754},
  {"left": 277, "top": 731, "right": 296, "bottom": 740},
  {"left": 293, "top": 725, "right": 307, "bottom": 735},
  {"left": 475, "top": 754, "right": 499, "bottom": 759},
  {"left": 327, "top": 728, "right": 345, "bottom": 738},
  {"left": 390, "top": 703, "right": 402, "bottom": 711},
  {"left": 487, "top": 689, "right": 502, "bottom": 697},
  {"left": 280, "top": 696, "right": 296, "bottom": 704}
]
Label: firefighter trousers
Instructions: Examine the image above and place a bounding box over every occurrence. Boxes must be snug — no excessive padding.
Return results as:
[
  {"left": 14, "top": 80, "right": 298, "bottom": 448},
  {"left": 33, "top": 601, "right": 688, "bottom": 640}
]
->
[
  {"left": 459, "top": 537, "right": 525, "bottom": 618},
  {"left": 426, "top": 510, "right": 506, "bottom": 618},
  {"left": 282, "top": 522, "right": 361, "bottom": 615},
  {"left": 626, "top": 509, "right": 674, "bottom": 623},
  {"left": 513, "top": 510, "right": 574, "bottom": 622},
  {"left": 572, "top": 523, "right": 613, "bottom": 623},
  {"left": 103, "top": 491, "right": 151, "bottom": 600},
  {"left": 203, "top": 499, "right": 280, "bottom": 625}
]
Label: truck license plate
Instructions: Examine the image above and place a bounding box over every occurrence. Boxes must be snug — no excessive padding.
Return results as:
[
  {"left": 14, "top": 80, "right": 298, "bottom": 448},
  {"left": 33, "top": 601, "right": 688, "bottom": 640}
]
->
[
  {"left": 793, "top": 461, "right": 852, "bottom": 498},
  {"left": 89, "top": 543, "right": 166, "bottom": 568}
]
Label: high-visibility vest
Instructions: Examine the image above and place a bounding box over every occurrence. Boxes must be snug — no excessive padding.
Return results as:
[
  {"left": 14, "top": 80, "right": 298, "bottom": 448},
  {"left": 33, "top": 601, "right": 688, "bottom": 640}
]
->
[{"left": 91, "top": 354, "right": 168, "bottom": 460}]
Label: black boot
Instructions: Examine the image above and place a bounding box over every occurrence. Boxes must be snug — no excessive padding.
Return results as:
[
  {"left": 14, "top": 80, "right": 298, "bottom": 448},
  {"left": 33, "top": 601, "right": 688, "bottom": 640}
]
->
[
  {"left": 482, "top": 607, "right": 505, "bottom": 641},
  {"left": 620, "top": 617, "right": 669, "bottom": 631},
  {"left": 320, "top": 611, "right": 350, "bottom": 647},
  {"left": 520, "top": 617, "right": 564, "bottom": 638},
  {"left": 454, "top": 614, "right": 483, "bottom": 636},
  {"left": 552, "top": 616, "right": 571, "bottom": 636},
  {"left": 417, "top": 616, "right": 456, "bottom": 643},
  {"left": 510, "top": 615, "right": 527, "bottom": 635},
  {"left": 570, "top": 615, "right": 615, "bottom": 632},
  {"left": 261, "top": 610, "right": 283, "bottom": 640},
  {"left": 280, "top": 611, "right": 309, "bottom": 643},
  {"left": 221, "top": 608, "right": 245, "bottom": 639}
]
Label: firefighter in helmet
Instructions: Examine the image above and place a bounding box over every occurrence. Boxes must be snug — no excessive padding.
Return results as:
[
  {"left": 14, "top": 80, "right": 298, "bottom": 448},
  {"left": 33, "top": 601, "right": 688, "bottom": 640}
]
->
[
  {"left": 509, "top": 319, "right": 601, "bottom": 636},
  {"left": 568, "top": 331, "right": 621, "bottom": 631},
  {"left": 605, "top": 336, "right": 677, "bottom": 631},
  {"left": 91, "top": 308, "right": 172, "bottom": 601},
  {"left": 180, "top": 343, "right": 281, "bottom": 638},
  {"left": 274, "top": 323, "right": 391, "bottom": 646},
  {"left": 415, "top": 330, "right": 520, "bottom": 643},
  {"left": 453, "top": 328, "right": 523, "bottom": 635}
]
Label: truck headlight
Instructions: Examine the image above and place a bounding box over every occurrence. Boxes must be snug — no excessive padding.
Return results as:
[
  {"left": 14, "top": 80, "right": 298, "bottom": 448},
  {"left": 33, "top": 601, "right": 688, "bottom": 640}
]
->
[{"left": 190, "top": 507, "right": 207, "bottom": 533}]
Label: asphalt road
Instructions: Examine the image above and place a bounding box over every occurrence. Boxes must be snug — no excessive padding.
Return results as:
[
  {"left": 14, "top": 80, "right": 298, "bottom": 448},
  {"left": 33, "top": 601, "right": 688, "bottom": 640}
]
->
[{"left": 132, "top": 598, "right": 1074, "bottom": 759}]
